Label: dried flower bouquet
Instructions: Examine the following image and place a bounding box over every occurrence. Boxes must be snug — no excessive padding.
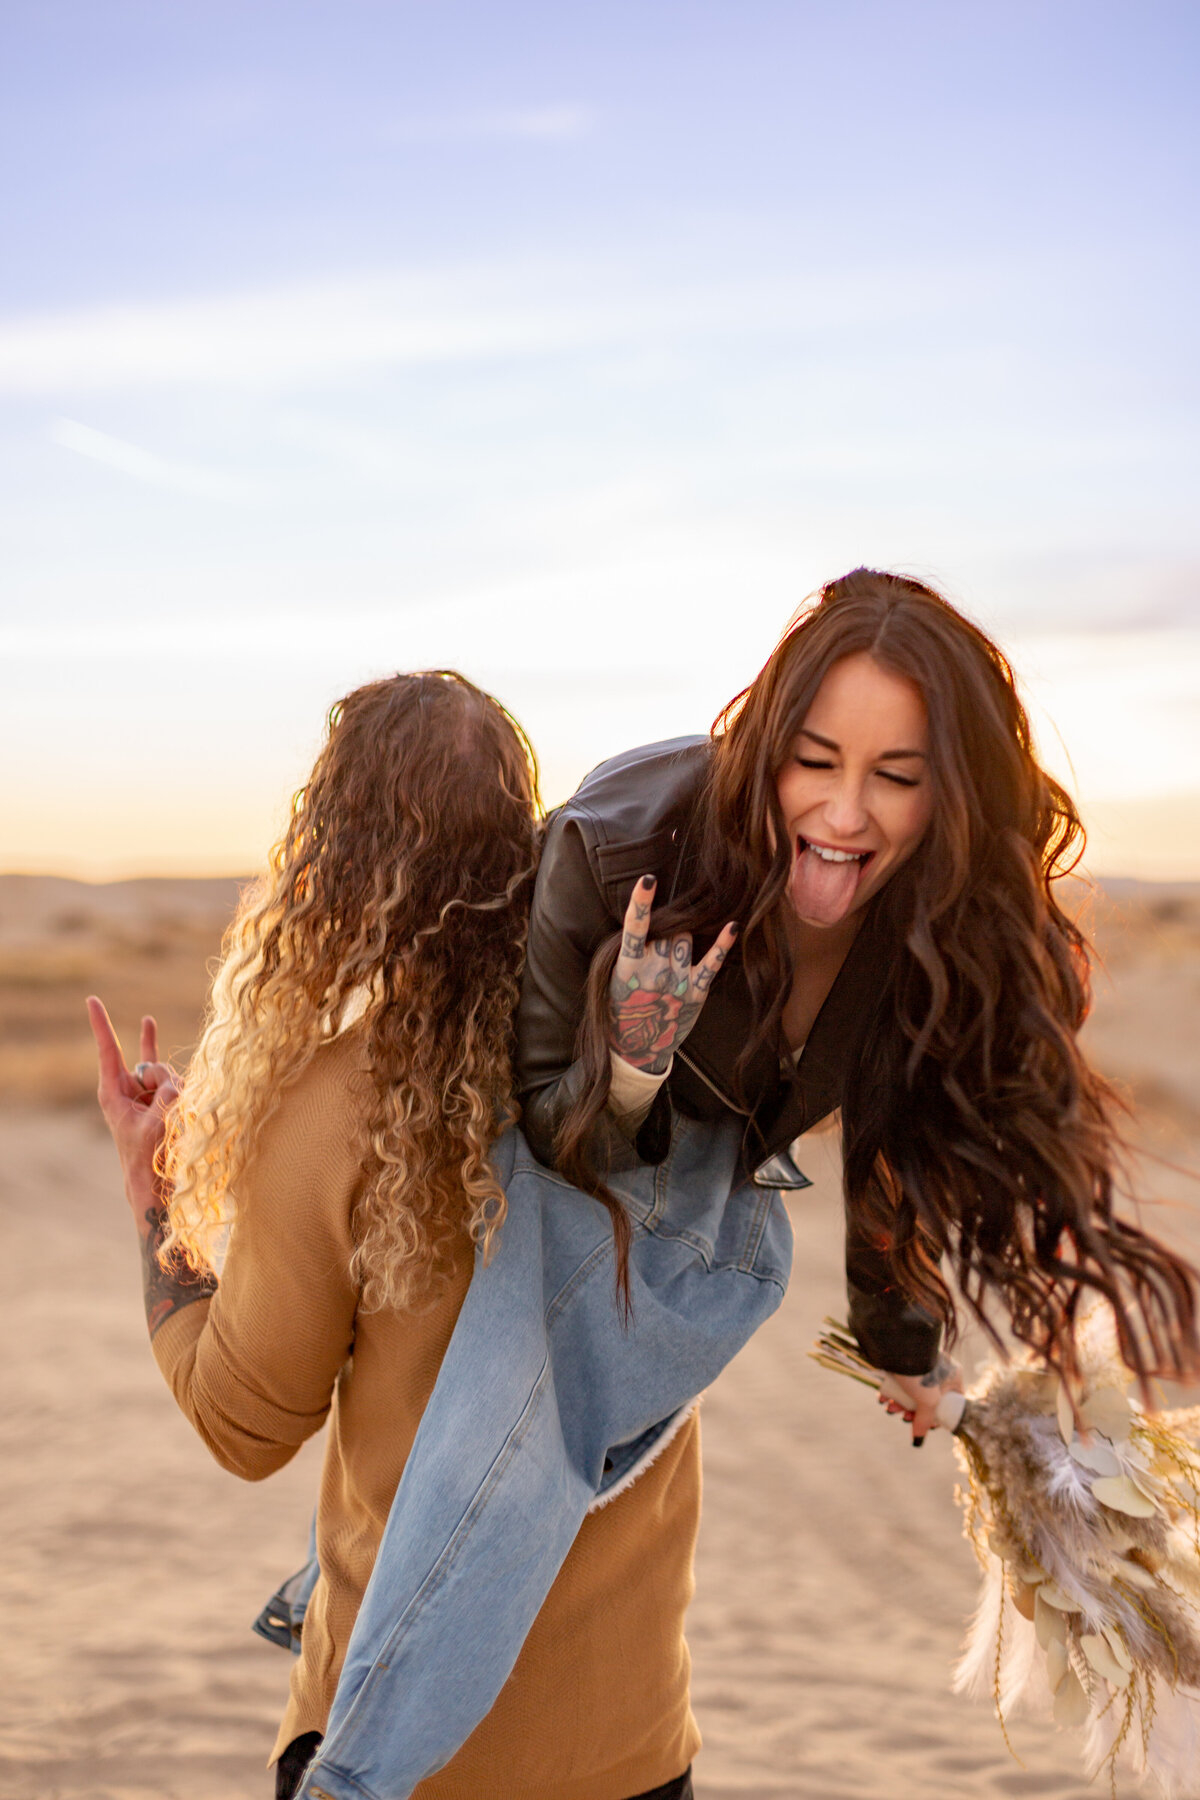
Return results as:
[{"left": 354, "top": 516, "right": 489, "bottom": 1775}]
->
[{"left": 812, "top": 1317, "right": 1200, "bottom": 1797}]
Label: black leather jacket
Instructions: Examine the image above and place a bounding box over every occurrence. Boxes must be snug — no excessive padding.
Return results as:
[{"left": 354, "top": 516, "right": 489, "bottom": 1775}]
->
[{"left": 515, "top": 736, "right": 942, "bottom": 1375}]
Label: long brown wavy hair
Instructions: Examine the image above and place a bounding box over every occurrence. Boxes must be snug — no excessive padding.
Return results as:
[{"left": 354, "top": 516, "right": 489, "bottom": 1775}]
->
[
  {"left": 163, "top": 671, "right": 541, "bottom": 1311},
  {"left": 559, "top": 570, "right": 1198, "bottom": 1388}
]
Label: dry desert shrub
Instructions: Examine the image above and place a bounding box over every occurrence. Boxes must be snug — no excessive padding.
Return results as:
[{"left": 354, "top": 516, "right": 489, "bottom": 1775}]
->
[{"left": 0, "top": 878, "right": 239, "bottom": 1107}]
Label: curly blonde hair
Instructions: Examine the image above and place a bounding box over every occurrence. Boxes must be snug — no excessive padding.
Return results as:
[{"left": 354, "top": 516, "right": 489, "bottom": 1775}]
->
[{"left": 162, "top": 671, "right": 541, "bottom": 1311}]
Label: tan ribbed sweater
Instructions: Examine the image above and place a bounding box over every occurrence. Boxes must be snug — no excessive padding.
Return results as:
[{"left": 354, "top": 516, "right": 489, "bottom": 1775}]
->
[{"left": 151, "top": 1032, "right": 703, "bottom": 1799}]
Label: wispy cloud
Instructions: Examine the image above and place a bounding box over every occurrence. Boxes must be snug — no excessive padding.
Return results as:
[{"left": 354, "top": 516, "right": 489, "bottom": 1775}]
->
[
  {"left": 384, "top": 103, "right": 594, "bottom": 143},
  {"left": 0, "top": 269, "right": 632, "bottom": 394},
  {"left": 0, "top": 260, "right": 986, "bottom": 396},
  {"left": 49, "top": 417, "right": 262, "bottom": 502}
]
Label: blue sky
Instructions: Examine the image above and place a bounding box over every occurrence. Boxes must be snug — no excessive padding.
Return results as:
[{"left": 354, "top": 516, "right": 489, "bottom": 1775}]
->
[{"left": 3, "top": 2, "right": 1199, "bottom": 875}]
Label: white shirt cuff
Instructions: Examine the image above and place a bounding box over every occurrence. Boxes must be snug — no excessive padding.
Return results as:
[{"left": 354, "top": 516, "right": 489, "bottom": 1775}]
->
[{"left": 607, "top": 1049, "right": 672, "bottom": 1133}]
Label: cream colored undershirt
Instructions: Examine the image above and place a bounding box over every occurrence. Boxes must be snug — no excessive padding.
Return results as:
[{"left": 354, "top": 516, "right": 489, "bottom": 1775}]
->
[
  {"left": 608, "top": 1041, "right": 805, "bottom": 1136},
  {"left": 607, "top": 1051, "right": 674, "bottom": 1131}
]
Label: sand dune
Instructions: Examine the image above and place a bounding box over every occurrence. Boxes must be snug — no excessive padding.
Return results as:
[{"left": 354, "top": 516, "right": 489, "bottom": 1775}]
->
[{"left": 2, "top": 874, "right": 1198, "bottom": 1799}]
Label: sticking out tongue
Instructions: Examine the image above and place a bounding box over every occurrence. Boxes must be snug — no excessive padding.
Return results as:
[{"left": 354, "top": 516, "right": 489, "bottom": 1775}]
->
[{"left": 788, "top": 840, "right": 864, "bottom": 926}]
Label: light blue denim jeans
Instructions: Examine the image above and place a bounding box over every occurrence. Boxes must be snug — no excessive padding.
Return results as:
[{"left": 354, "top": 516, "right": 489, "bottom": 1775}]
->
[{"left": 293, "top": 1111, "right": 801, "bottom": 1800}]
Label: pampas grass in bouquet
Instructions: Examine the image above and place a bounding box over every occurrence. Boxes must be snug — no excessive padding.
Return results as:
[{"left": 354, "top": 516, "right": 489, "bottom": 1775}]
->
[{"left": 812, "top": 1315, "right": 1200, "bottom": 1797}]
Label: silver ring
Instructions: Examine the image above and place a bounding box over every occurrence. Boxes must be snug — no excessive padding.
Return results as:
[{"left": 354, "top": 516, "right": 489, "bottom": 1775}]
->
[{"left": 134, "top": 1062, "right": 151, "bottom": 1082}]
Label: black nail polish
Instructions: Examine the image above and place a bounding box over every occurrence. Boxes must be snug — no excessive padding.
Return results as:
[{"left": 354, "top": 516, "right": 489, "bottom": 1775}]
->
[
  {"left": 641, "top": 874, "right": 657, "bottom": 887},
  {"left": 912, "top": 1435, "right": 925, "bottom": 1448}
]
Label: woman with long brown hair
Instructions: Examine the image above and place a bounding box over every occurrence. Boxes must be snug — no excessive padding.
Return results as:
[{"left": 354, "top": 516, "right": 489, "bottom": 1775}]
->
[
  {"left": 90, "top": 670, "right": 716, "bottom": 1800},
  {"left": 519, "top": 566, "right": 1198, "bottom": 1411}
]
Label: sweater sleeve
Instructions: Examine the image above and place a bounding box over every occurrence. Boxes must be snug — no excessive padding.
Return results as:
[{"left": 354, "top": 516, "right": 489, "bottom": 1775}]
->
[{"left": 150, "top": 1047, "right": 364, "bottom": 1482}]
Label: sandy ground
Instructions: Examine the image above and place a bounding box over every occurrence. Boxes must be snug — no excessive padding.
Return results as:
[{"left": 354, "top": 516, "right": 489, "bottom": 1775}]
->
[{"left": 2, "top": 875, "right": 1199, "bottom": 1800}]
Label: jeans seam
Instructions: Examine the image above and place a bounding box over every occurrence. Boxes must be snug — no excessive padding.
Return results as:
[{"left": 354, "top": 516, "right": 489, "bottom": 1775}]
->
[
  {"left": 626, "top": 1214, "right": 786, "bottom": 1286},
  {"left": 510, "top": 1151, "right": 580, "bottom": 1194},
  {"left": 511, "top": 1149, "right": 657, "bottom": 1232},
  {"left": 643, "top": 1224, "right": 715, "bottom": 1267},
  {"left": 299, "top": 1762, "right": 380, "bottom": 1800},
  {"left": 544, "top": 1234, "right": 618, "bottom": 1327},
  {"left": 736, "top": 1186, "right": 771, "bottom": 1273},
  {"left": 648, "top": 1121, "right": 711, "bottom": 1245}
]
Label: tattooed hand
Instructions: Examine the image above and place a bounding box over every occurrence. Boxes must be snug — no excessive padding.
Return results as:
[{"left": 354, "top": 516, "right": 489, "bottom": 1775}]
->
[
  {"left": 87, "top": 996, "right": 217, "bottom": 1337},
  {"left": 876, "top": 1352, "right": 964, "bottom": 1447},
  {"left": 607, "top": 875, "right": 738, "bottom": 1074}
]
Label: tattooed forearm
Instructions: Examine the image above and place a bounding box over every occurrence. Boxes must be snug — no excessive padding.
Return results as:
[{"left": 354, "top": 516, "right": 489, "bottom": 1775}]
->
[
  {"left": 920, "top": 1353, "right": 958, "bottom": 1388},
  {"left": 140, "top": 1204, "right": 218, "bottom": 1339}
]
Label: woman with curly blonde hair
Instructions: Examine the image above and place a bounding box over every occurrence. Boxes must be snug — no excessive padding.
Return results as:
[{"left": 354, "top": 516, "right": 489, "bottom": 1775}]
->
[
  {"left": 91, "top": 670, "right": 716, "bottom": 1800},
  {"left": 162, "top": 669, "right": 538, "bottom": 1309}
]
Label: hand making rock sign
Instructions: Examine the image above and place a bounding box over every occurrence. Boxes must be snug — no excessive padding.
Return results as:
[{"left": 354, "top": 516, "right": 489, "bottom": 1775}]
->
[{"left": 607, "top": 874, "right": 739, "bottom": 1074}]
